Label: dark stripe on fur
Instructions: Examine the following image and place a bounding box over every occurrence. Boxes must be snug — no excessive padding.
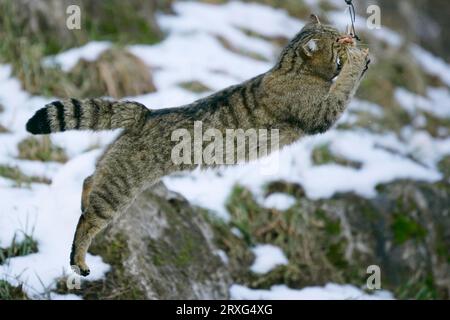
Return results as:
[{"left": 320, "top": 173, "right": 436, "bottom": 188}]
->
[
  {"left": 90, "top": 100, "right": 100, "bottom": 130},
  {"left": 53, "top": 101, "right": 66, "bottom": 132},
  {"left": 71, "top": 99, "right": 82, "bottom": 129}
]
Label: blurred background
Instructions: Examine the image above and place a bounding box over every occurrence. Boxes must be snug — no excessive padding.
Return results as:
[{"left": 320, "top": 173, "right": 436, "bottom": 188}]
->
[{"left": 0, "top": 0, "right": 449, "bottom": 300}]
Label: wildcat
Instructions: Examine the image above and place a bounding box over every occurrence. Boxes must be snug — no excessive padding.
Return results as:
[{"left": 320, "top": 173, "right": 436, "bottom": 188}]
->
[{"left": 26, "top": 15, "right": 370, "bottom": 276}]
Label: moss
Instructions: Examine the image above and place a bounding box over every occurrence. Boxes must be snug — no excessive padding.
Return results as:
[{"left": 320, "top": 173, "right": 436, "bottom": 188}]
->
[
  {"left": 316, "top": 210, "right": 342, "bottom": 236},
  {"left": 0, "top": 233, "right": 39, "bottom": 265},
  {"left": 147, "top": 236, "right": 195, "bottom": 269},
  {"left": 0, "top": 280, "right": 29, "bottom": 300},
  {"left": 0, "top": 165, "right": 51, "bottom": 187},
  {"left": 311, "top": 144, "right": 362, "bottom": 169},
  {"left": 17, "top": 137, "right": 68, "bottom": 163},
  {"left": 391, "top": 214, "right": 427, "bottom": 245}
]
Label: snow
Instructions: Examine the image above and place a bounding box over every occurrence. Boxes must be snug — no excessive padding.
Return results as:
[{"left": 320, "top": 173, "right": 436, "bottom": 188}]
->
[
  {"left": 261, "top": 193, "right": 296, "bottom": 211},
  {"left": 410, "top": 45, "right": 450, "bottom": 87},
  {"left": 0, "top": 151, "right": 110, "bottom": 298},
  {"left": 230, "top": 283, "right": 393, "bottom": 300},
  {"left": 44, "top": 41, "right": 112, "bottom": 72},
  {"left": 250, "top": 245, "right": 288, "bottom": 274},
  {"left": 395, "top": 87, "right": 450, "bottom": 118},
  {"left": 0, "top": 0, "right": 448, "bottom": 300}
]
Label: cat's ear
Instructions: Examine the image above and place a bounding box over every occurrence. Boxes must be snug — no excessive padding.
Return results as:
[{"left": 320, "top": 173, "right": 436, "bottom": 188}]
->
[
  {"left": 301, "top": 39, "right": 319, "bottom": 58},
  {"left": 310, "top": 14, "right": 321, "bottom": 25}
]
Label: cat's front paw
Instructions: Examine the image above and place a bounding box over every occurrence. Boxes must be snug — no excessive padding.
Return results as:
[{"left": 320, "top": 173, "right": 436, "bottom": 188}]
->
[
  {"left": 70, "top": 251, "right": 91, "bottom": 277},
  {"left": 349, "top": 47, "right": 370, "bottom": 76}
]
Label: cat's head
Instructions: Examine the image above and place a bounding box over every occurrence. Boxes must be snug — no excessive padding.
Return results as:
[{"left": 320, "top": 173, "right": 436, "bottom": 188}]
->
[{"left": 277, "top": 15, "right": 353, "bottom": 80}]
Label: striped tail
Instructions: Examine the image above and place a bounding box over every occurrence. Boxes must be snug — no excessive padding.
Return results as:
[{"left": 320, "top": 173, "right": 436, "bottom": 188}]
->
[{"left": 26, "top": 98, "right": 150, "bottom": 135}]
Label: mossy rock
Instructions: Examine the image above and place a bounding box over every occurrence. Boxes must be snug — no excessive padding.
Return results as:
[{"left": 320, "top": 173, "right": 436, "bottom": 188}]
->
[
  {"left": 217, "top": 179, "right": 450, "bottom": 299},
  {"left": 58, "top": 183, "right": 231, "bottom": 299},
  {"left": 68, "top": 48, "right": 157, "bottom": 99}
]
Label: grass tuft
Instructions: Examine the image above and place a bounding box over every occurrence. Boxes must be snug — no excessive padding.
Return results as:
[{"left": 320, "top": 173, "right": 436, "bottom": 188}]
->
[
  {"left": 0, "top": 165, "right": 51, "bottom": 187},
  {"left": 0, "top": 232, "right": 39, "bottom": 265},
  {"left": 0, "top": 280, "right": 29, "bottom": 300},
  {"left": 17, "top": 137, "right": 68, "bottom": 163}
]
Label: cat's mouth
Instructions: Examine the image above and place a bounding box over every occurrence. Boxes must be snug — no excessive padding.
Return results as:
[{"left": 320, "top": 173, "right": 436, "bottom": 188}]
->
[{"left": 337, "top": 35, "right": 354, "bottom": 45}]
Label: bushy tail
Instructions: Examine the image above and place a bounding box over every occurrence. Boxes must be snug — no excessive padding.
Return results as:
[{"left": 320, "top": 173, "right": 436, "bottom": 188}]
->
[{"left": 26, "top": 98, "right": 150, "bottom": 134}]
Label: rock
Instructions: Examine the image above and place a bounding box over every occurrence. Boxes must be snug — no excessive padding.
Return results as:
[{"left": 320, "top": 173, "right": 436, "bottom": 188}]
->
[
  {"left": 69, "top": 48, "right": 157, "bottom": 99},
  {"left": 222, "top": 179, "right": 450, "bottom": 299},
  {"left": 81, "top": 182, "right": 231, "bottom": 299},
  {"left": 335, "top": 180, "right": 450, "bottom": 299}
]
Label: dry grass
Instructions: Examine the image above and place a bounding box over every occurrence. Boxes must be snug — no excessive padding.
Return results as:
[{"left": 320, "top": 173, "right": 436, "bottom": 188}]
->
[
  {"left": 0, "top": 165, "right": 51, "bottom": 186},
  {"left": 179, "top": 81, "right": 212, "bottom": 93},
  {"left": 17, "top": 137, "right": 68, "bottom": 163}
]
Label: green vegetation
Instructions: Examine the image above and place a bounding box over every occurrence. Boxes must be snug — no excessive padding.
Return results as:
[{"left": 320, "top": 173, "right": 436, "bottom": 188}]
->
[
  {"left": 438, "top": 155, "right": 450, "bottom": 179},
  {"left": 0, "top": 280, "right": 29, "bottom": 300},
  {"left": 312, "top": 144, "right": 362, "bottom": 169},
  {"left": 0, "top": 165, "right": 51, "bottom": 186},
  {"left": 0, "top": 233, "right": 38, "bottom": 265},
  {"left": 0, "top": 0, "right": 165, "bottom": 99},
  {"left": 391, "top": 214, "right": 427, "bottom": 245},
  {"left": 215, "top": 185, "right": 356, "bottom": 288},
  {"left": 206, "top": 180, "right": 450, "bottom": 299}
]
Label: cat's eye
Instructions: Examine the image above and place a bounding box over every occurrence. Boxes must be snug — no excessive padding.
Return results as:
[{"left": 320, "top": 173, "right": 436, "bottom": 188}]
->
[{"left": 337, "top": 57, "right": 342, "bottom": 69}]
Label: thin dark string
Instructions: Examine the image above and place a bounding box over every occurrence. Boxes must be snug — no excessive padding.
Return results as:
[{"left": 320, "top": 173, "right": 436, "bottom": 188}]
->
[{"left": 345, "top": 0, "right": 361, "bottom": 41}]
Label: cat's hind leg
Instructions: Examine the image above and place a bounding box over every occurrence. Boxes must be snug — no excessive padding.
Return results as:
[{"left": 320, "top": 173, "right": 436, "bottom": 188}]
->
[
  {"left": 70, "top": 162, "right": 147, "bottom": 276},
  {"left": 81, "top": 175, "right": 93, "bottom": 212}
]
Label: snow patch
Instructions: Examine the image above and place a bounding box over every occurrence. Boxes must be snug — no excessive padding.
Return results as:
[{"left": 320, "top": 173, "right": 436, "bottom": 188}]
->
[
  {"left": 250, "top": 244, "right": 288, "bottom": 274},
  {"left": 230, "top": 283, "right": 394, "bottom": 300},
  {"left": 262, "top": 193, "right": 296, "bottom": 211},
  {"left": 44, "top": 41, "right": 111, "bottom": 72}
]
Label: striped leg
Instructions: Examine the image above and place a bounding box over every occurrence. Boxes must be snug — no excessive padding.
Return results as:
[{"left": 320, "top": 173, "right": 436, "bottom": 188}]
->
[
  {"left": 70, "top": 167, "right": 146, "bottom": 276},
  {"left": 81, "top": 175, "right": 93, "bottom": 213}
]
